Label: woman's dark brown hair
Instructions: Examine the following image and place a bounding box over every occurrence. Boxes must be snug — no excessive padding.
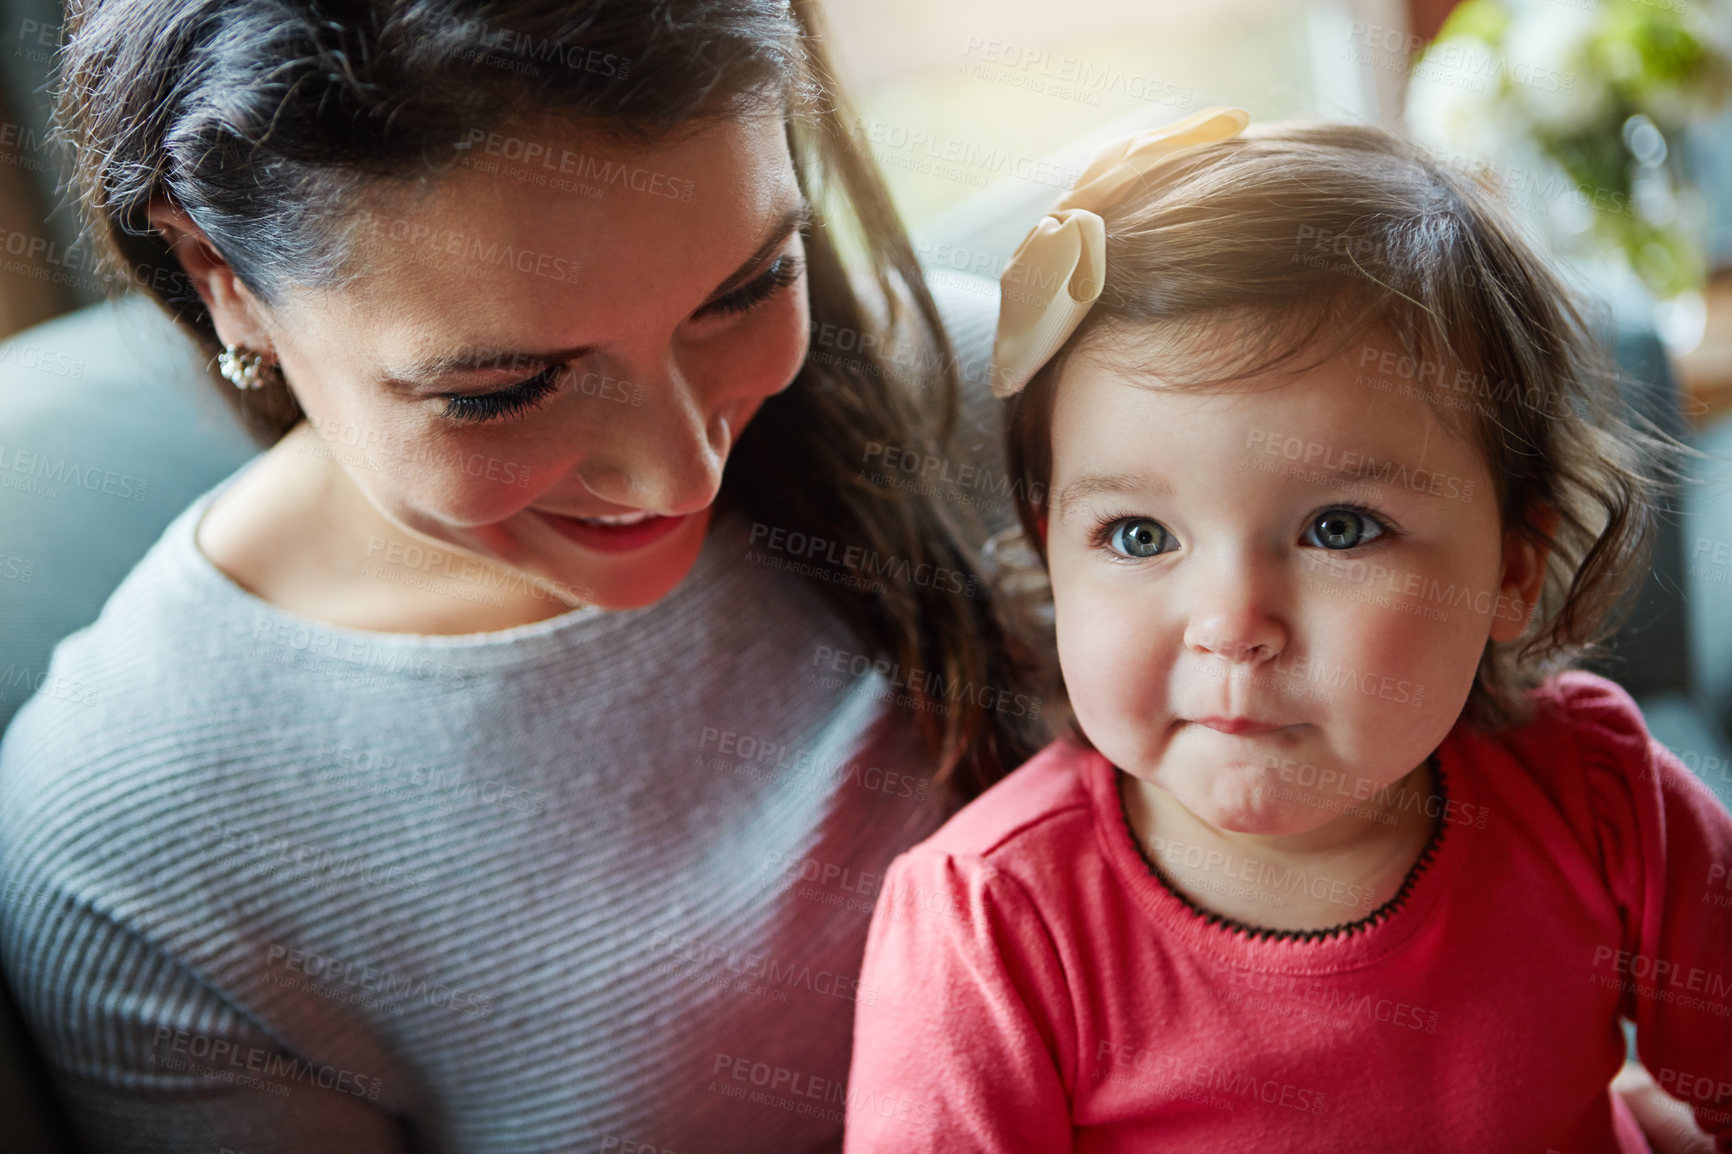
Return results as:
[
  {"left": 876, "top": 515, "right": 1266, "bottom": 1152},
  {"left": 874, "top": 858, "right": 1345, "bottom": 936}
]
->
[
  {"left": 1004, "top": 121, "right": 1695, "bottom": 734},
  {"left": 54, "top": 0, "right": 1038, "bottom": 799}
]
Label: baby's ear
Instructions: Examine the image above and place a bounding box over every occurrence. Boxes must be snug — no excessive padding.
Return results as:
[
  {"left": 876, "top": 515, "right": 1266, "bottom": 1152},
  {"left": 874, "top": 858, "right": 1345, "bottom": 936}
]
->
[{"left": 1489, "top": 506, "right": 1555, "bottom": 644}]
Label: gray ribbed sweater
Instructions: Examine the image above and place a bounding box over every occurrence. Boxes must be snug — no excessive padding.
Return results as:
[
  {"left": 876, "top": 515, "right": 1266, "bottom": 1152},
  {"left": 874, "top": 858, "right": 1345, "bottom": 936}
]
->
[{"left": 0, "top": 276, "right": 1009, "bottom": 1153}]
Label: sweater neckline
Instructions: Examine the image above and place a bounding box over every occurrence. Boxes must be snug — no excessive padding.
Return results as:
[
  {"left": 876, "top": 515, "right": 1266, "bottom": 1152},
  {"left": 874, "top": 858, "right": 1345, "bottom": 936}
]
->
[{"left": 1085, "top": 733, "right": 1472, "bottom": 970}]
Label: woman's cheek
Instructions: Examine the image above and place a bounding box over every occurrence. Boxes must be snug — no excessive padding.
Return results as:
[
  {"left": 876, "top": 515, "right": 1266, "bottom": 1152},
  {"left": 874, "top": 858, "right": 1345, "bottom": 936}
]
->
[
  {"left": 377, "top": 451, "right": 543, "bottom": 529},
  {"left": 724, "top": 286, "right": 811, "bottom": 400},
  {"left": 767, "top": 296, "right": 812, "bottom": 392}
]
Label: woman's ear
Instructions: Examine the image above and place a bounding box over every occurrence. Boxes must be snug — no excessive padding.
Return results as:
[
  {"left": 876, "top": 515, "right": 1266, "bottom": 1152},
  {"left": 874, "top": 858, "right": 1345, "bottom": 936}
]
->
[
  {"left": 1489, "top": 505, "right": 1556, "bottom": 644},
  {"left": 144, "top": 201, "right": 274, "bottom": 353}
]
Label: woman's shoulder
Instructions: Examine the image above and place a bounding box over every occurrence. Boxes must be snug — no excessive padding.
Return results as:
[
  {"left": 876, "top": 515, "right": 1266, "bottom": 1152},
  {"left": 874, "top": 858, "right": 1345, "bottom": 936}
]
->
[
  {"left": 0, "top": 464, "right": 411, "bottom": 808},
  {"left": 0, "top": 484, "right": 230, "bottom": 743},
  {"left": 0, "top": 519, "right": 251, "bottom": 846},
  {"left": 0, "top": 503, "right": 255, "bottom": 932}
]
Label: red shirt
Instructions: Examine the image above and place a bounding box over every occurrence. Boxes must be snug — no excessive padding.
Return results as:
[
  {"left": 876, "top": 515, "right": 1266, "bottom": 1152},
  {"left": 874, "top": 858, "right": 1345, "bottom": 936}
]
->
[{"left": 844, "top": 672, "right": 1732, "bottom": 1152}]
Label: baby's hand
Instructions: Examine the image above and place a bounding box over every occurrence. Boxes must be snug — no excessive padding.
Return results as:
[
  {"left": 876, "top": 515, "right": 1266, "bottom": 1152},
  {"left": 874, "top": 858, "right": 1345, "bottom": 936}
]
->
[{"left": 1612, "top": 1061, "right": 1714, "bottom": 1154}]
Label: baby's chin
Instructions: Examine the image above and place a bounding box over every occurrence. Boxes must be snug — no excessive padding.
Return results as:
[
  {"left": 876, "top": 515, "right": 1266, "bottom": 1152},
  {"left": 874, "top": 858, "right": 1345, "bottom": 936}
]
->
[
  {"left": 1130, "top": 763, "right": 1333, "bottom": 839},
  {"left": 1192, "top": 799, "right": 1326, "bottom": 838},
  {"left": 1184, "top": 786, "right": 1330, "bottom": 831}
]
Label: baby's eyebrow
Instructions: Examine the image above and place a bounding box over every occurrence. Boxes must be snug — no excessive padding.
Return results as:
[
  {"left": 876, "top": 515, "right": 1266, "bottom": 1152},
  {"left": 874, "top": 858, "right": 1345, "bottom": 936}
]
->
[
  {"left": 1055, "top": 453, "right": 1456, "bottom": 520},
  {"left": 1055, "top": 471, "right": 1168, "bottom": 520}
]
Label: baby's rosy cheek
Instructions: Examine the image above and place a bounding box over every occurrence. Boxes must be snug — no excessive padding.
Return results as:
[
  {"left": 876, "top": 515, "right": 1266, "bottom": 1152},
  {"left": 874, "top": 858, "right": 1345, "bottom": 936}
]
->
[
  {"left": 1338, "top": 619, "right": 1459, "bottom": 720},
  {"left": 1347, "top": 621, "right": 1417, "bottom": 682}
]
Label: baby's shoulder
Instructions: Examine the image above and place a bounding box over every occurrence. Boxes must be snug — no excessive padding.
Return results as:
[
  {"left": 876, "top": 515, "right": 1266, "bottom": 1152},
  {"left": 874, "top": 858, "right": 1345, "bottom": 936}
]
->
[
  {"left": 1529, "top": 670, "right": 1652, "bottom": 746},
  {"left": 1494, "top": 670, "right": 1655, "bottom": 779},
  {"left": 1460, "top": 671, "right": 1669, "bottom": 848},
  {"left": 908, "top": 739, "right": 1100, "bottom": 871},
  {"left": 875, "top": 741, "right": 1109, "bottom": 962}
]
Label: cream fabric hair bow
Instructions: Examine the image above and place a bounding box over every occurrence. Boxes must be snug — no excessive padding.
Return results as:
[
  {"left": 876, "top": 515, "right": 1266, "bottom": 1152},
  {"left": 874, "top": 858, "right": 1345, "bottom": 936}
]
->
[{"left": 988, "top": 106, "right": 1251, "bottom": 399}]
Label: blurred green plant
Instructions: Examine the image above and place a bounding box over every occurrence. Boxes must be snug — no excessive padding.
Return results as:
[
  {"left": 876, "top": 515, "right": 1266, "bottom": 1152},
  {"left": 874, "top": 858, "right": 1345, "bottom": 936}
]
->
[{"left": 1422, "top": 0, "right": 1731, "bottom": 297}]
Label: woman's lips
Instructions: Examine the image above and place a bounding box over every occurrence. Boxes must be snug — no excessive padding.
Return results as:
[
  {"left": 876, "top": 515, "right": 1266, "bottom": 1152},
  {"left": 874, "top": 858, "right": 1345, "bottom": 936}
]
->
[{"left": 533, "top": 508, "right": 692, "bottom": 553}]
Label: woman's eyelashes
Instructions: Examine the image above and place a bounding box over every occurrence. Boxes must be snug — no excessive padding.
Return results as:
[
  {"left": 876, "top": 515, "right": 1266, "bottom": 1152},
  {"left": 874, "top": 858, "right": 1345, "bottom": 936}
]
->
[
  {"left": 439, "top": 363, "right": 564, "bottom": 424},
  {"left": 1091, "top": 504, "right": 1395, "bottom": 561},
  {"left": 693, "top": 254, "right": 804, "bottom": 319}
]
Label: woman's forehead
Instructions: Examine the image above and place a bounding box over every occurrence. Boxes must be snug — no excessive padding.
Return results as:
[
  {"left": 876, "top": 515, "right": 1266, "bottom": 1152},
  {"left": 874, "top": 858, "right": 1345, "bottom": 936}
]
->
[
  {"left": 298, "top": 112, "right": 804, "bottom": 350},
  {"left": 349, "top": 110, "right": 793, "bottom": 254}
]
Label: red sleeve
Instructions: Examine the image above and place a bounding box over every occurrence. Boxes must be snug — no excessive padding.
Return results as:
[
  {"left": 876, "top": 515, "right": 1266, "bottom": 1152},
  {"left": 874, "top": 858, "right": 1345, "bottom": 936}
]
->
[
  {"left": 1561, "top": 673, "right": 1732, "bottom": 1147},
  {"left": 844, "top": 848, "right": 1076, "bottom": 1154}
]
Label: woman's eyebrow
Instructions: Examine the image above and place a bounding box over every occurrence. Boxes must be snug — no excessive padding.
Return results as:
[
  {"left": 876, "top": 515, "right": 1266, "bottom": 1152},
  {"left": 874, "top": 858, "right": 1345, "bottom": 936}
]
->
[
  {"left": 381, "top": 199, "right": 814, "bottom": 387},
  {"left": 380, "top": 344, "right": 595, "bottom": 386}
]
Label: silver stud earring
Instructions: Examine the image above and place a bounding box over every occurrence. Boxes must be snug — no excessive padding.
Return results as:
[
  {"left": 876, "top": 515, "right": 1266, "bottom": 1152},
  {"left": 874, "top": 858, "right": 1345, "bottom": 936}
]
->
[{"left": 217, "top": 344, "right": 278, "bottom": 390}]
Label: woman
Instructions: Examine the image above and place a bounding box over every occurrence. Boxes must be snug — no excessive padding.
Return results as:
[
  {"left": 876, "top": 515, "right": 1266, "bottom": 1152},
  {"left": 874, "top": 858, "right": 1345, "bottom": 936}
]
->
[{"left": 0, "top": 1, "right": 1036, "bottom": 1150}]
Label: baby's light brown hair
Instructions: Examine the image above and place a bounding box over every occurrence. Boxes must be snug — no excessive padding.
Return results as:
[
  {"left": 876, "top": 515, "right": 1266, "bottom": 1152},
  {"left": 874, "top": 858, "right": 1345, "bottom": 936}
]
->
[{"left": 1003, "top": 121, "right": 1689, "bottom": 733}]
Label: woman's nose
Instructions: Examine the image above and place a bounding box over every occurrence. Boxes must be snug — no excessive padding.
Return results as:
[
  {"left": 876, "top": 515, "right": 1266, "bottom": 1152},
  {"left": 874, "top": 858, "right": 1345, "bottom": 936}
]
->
[{"left": 576, "top": 359, "right": 728, "bottom": 515}]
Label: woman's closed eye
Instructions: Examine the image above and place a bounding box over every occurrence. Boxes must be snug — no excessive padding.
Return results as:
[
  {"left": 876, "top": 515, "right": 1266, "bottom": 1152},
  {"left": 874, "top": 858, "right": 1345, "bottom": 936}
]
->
[
  {"left": 434, "top": 252, "right": 806, "bottom": 426},
  {"left": 1091, "top": 504, "right": 1396, "bottom": 561},
  {"left": 692, "top": 253, "right": 805, "bottom": 319},
  {"left": 438, "top": 363, "right": 565, "bottom": 424}
]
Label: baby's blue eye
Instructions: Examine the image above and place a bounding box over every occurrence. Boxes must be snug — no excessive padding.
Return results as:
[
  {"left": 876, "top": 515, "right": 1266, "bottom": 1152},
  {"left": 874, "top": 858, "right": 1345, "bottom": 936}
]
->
[
  {"left": 1108, "top": 518, "right": 1169, "bottom": 558},
  {"left": 1306, "top": 509, "right": 1384, "bottom": 550}
]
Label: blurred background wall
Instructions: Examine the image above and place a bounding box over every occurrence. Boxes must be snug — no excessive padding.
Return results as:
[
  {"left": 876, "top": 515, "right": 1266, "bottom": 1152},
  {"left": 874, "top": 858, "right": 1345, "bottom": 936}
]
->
[
  {"left": 0, "top": 0, "right": 88, "bottom": 335},
  {"left": 809, "top": 0, "right": 1732, "bottom": 421}
]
